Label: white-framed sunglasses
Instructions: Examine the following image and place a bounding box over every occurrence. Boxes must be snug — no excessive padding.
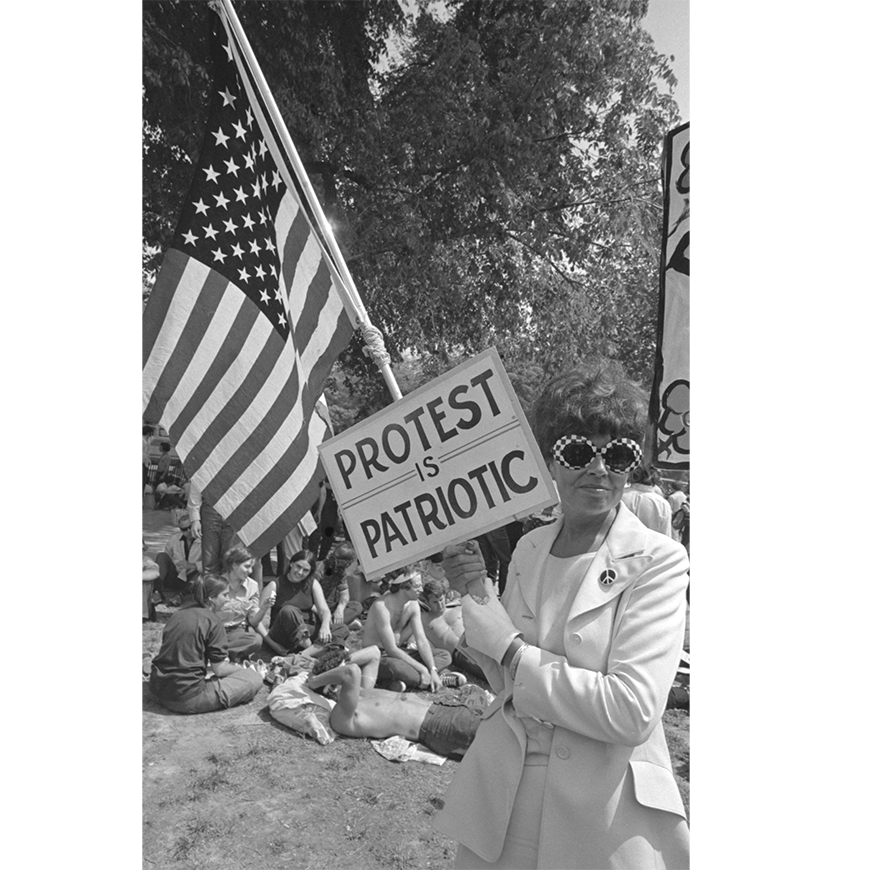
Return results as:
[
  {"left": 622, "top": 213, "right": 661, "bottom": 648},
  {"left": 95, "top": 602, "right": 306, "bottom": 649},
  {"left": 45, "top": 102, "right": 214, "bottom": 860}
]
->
[{"left": 552, "top": 434, "right": 642, "bottom": 474}]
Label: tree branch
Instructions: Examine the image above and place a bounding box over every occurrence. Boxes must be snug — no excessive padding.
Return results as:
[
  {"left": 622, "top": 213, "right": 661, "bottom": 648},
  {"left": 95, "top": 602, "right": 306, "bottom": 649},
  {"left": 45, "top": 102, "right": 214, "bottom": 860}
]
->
[{"left": 503, "top": 231, "right": 584, "bottom": 286}]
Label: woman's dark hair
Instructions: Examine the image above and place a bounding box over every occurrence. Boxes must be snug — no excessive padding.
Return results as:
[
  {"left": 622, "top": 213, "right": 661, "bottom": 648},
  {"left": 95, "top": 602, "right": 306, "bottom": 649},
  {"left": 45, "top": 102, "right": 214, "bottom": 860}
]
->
[
  {"left": 287, "top": 550, "right": 317, "bottom": 580},
  {"left": 221, "top": 544, "right": 254, "bottom": 575},
  {"left": 531, "top": 361, "right": 647, "bottom": 462},
  {"left": 189, "top": 574, "right": 229, "bottom": 607}
]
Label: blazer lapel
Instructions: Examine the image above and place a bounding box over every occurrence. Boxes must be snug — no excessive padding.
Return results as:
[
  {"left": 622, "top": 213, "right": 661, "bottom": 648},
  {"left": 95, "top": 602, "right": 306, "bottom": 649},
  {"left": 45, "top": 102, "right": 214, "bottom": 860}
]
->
[{"left": 566, "top": 505, "right": 653, "bottom": 620}]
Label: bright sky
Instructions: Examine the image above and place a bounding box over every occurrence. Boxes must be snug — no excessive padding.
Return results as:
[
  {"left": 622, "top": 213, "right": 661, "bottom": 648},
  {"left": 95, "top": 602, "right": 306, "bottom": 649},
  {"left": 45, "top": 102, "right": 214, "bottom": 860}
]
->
[{"left": 641, "top": 0, "right": 689, "bottom": 120}]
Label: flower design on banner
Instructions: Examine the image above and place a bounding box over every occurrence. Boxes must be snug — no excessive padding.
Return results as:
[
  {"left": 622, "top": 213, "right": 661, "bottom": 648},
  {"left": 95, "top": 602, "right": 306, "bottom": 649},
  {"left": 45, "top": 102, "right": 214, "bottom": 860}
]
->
[{"left": 657, "top": 380, "right": 689, "bottom": 459}]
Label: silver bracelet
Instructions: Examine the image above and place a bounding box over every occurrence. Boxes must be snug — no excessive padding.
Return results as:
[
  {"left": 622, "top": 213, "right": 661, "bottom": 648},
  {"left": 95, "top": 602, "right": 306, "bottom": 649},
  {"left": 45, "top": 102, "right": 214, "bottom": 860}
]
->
[{"left": 508, "top": 642, "right": 530, "bottom": 681}]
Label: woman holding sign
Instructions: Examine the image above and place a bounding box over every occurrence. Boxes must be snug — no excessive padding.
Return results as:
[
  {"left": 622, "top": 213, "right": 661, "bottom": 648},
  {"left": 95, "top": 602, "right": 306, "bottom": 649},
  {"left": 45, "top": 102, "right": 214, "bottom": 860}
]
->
[{"left": 436, "top": 363, "right": 690, "bottom": 869}]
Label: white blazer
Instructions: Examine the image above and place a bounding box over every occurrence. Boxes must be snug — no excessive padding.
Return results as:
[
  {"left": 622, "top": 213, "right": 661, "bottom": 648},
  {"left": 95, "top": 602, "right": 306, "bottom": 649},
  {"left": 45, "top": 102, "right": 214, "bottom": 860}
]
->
[{"left": 434, "top": 505, "right": 690, "bottom": 869}]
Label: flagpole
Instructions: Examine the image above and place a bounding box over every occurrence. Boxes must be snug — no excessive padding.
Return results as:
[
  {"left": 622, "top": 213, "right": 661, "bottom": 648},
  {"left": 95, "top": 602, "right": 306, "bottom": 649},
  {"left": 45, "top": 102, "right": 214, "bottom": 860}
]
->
[{"left": 217, "top": 0, "right": 403, "bottom": 403}]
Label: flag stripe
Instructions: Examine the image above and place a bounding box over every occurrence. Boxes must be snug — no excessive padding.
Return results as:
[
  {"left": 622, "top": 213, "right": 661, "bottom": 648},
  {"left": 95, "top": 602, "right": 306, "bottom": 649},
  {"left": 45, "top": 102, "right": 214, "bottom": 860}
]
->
[
  {"left": 143, "top": 263, "right": 231, "bottom": 424},
  {"left": 291, "top": 249, "right": 333, "bottom": 351},
  {"left": 167, "top": 296, "right": 262, "bottom": 444},
  {"left": 213, "top": 301, "right": 352, "bottom": 527},
  {"left": 231, "top": 410, "right": 329, "bottom": 545},
  {"left": 182, "top": 322, "right": 286, "bottom": 484},
  {"left": 143, "top": 249, "right": 191, "bottom": 369},
  {"left": 169, "top": 299, "right": 280, "bottom": 463},
  {"left": 206, "top": 356, "right": 302, "bottom": 501},
  {"left": 243, "top": 464, "right": 323, "bottom": 556},
  {"left": 157, "top": 280, "right": 248, "bottom": 432},
  {"left": 280, "top": 205, "right": 311, "bottom": 319},
  {"left": 219, "top": 392, "right": 320, "bottom": 529}
]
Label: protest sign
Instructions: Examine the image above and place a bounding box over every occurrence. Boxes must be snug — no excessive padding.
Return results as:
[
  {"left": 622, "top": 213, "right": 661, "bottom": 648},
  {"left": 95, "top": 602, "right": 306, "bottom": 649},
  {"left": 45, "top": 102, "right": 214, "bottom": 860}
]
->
[{"left": 319, "top": 348, "right": 558, "bottom": 578}]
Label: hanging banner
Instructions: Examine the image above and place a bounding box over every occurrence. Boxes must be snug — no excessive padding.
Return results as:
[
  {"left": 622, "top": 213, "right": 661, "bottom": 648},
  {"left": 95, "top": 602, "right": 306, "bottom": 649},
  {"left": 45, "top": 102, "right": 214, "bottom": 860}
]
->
[
  {"left": 650, "top": 121, "right": 689, "bottom": 468},
  {"left": 318, "top": 348, "right": 559, "bottom": 578}
]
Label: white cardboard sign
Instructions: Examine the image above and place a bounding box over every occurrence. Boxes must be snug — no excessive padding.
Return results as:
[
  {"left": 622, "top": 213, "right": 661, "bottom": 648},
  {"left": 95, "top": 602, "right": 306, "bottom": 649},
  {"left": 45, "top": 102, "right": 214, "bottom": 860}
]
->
[{"left": 318, "top": 348, "right": 558, "bottom": 578}]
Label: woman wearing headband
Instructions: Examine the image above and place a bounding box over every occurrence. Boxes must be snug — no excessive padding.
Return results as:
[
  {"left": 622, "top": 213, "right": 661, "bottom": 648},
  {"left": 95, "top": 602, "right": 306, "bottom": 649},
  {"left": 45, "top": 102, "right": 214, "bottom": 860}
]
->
[{"left": 437, "top": 362, "right": 690, "bottom": 869}]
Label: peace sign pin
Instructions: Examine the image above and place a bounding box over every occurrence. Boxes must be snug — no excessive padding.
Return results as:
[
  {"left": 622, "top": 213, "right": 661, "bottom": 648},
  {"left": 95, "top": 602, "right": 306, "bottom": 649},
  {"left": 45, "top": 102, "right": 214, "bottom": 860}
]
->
[{"left": 598, "top": 569, "right": 617, "bottom": 586}]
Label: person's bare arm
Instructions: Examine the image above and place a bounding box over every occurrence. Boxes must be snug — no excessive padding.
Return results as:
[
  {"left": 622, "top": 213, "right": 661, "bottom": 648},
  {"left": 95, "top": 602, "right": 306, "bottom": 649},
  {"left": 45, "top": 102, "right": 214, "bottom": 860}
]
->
[
  {"left": 247, "top": 580, "right": 276, "bottom": 631},
  {"left": 346, "top": 645, "right": 381, "bottom": 689},
  {"left": 308, "top": 662, "right": 363, "bottom": 734},
  {"left": 408, "top": 604, "right": 442, "bottom": 691},
  {"left": 332, "top": 585, "right": 350, "bottom": 624},
  {"left": 310, "top": 579, "right": 333, "bottom": 643},
  {"left": 249, "top": 580, "right": 276, "bottom": 636}
]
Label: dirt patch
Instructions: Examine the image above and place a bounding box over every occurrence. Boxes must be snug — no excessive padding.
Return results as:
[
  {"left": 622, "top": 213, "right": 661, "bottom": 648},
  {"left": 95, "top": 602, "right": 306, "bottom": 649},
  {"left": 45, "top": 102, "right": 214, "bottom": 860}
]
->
[{"left": 143, "top": 669, "right": 459, "bottom": 869}]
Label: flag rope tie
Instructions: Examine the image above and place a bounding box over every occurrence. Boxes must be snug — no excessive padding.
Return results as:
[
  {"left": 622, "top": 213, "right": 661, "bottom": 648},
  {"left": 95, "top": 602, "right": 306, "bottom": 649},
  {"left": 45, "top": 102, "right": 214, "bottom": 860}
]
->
[{"left": 360, "top": 323, "right": 391, "bottom": 367}]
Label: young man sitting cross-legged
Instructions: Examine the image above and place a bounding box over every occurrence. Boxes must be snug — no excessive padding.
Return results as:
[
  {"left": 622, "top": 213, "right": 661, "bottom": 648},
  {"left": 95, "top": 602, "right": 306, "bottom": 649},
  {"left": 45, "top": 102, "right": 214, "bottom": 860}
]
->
[
  {"left": 307, "top": 645, "right": 487, "bottom": 760},
  {"left": 362, "top": 568, "right": 465, "bottom": 692}
]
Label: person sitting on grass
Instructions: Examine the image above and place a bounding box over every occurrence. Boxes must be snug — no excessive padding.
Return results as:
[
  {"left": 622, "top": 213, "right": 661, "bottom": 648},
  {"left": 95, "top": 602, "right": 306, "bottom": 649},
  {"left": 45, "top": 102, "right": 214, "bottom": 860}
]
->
[
  {"left": 362, "top": 568, "right": 464, "bottom": 693},
  {"left": 152, "top": 511, "right": 202, "bottom": 607},
  {"left": 149, "top": 574, "right": 263, "bottom": 714},
  {"left": 307, "top": 645, "right": 487, "bottom": 760},
  {"left": 263, "top": 550, "right": 350, "bottom": 657},
  {"left": 419, "top": 578, "right": 487, "bottom": 683},
  {"left": 319, "top": 543, "right": 364, "bottom": 632},
  {"left": 217, "top": 545, "right": 269, "bottom": 662},
  {"left": 155, "top": 475, "right": 186, "bottom": 510}
]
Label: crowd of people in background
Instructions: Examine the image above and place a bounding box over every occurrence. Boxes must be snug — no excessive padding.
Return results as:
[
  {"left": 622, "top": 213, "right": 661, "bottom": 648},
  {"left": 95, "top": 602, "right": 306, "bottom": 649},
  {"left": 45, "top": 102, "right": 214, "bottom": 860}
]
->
[{"left": 142, "top": 438, "right": 689, "bottom": 675}]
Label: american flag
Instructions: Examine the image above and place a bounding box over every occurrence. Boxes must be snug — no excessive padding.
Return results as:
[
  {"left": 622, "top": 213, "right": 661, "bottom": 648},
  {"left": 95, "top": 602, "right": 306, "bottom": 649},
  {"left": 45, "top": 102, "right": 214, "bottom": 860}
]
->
[{"left": 143, "top": 5, "right": 357, "bottom": 557}]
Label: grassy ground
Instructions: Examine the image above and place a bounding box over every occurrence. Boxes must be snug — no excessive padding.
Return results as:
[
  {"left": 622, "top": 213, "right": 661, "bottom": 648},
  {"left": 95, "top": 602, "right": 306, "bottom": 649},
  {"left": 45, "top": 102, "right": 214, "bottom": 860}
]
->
[{"left": 143, "top": 509, "right": 689, "bottom": 869}]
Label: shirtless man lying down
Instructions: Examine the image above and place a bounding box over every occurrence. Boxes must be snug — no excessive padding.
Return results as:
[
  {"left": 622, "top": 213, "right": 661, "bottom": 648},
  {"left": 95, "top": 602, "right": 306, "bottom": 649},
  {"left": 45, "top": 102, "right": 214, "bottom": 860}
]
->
[{"left": 307, "top": 645, "right": 487, "bottom": 759}]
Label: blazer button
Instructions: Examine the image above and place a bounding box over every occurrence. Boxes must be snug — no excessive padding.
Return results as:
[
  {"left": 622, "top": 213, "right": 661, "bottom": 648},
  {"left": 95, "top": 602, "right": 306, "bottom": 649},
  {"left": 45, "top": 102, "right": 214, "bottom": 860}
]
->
[
  {"left": 570, "top": 634, "right": 582, "bottom": 645},
  {"left": 556, "top": 745, "right": 570, "bottom": 760}
]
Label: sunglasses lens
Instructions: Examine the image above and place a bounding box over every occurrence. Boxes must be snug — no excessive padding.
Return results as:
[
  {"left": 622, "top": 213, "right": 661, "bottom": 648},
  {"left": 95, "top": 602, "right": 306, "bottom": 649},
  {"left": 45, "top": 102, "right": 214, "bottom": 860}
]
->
[
  {"left": 604, "top": 443, "right": 638, "bottom": 473},
  {"left": 560, "top": 441, "right": 594, "bottom": 469}
]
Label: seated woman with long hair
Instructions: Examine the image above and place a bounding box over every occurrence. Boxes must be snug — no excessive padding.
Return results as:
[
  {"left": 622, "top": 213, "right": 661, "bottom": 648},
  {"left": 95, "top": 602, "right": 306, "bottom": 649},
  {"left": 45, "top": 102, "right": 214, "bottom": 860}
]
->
[
  {"left": 263, "top": 550, "right": 350, "bottom": 656},
  {"left": 149, "top": 574, "right": 263, "bottom": 714},
  {"left": 217, "top": 545, "right": 270, "bottom": 661}
]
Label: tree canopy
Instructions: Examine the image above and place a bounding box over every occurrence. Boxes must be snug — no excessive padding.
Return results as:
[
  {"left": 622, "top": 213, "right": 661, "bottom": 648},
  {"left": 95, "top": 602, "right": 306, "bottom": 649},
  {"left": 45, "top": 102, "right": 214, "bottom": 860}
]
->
[{"left": 143, "top": 0, "right": 681, "bottom": 429}]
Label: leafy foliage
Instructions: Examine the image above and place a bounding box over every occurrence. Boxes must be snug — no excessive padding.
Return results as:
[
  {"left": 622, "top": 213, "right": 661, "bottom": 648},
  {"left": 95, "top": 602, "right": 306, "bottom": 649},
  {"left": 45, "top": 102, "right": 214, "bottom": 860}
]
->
[{"left": 143, "top": 0, "right": 681, "bottom": 407}]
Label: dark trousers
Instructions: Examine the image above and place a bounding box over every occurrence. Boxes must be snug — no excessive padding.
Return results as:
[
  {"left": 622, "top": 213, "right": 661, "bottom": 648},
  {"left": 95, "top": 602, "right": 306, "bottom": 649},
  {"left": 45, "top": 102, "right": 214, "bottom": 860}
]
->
[
  {"left": 224, "top": 624, "right": 264, "bottom": 661},
  {"left": 375, "top": 647, "right": 453, "bottom": 689},
  {"left": 150, "top": 669, "right": 262, "bottom": 713},
  {"left": 451, "top": 647, "right": 487, "bottom": 682},
  {"left": 153, "top": 553, "right": 197, "bottom": 600},
  {"left": 268, "top": 605, "right": 350, "bottom": 654},
  {"left": 201, "top": 501, "right": 236, "bottom": 575}
]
